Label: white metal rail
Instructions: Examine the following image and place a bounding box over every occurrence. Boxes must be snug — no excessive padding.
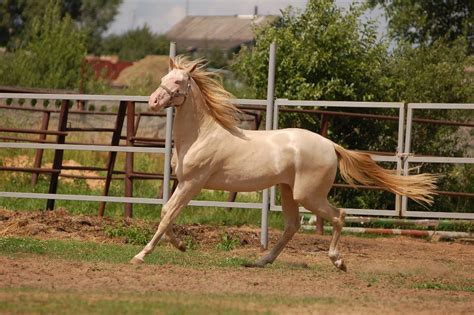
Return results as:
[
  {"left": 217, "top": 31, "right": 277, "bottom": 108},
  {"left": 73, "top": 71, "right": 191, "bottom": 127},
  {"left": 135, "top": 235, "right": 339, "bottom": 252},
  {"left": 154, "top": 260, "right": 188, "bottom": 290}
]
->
[{"left": 402, "top": 103, "right": 474, "bottom": 219}]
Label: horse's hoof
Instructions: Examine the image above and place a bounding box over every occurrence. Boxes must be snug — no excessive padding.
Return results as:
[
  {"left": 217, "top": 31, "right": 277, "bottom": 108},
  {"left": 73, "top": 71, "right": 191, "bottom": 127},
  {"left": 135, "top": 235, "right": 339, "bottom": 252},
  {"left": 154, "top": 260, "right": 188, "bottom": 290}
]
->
[
  {"left": 177, "top": 243, "right": 187, "bottom": 252},
  {"left": 334, "top": 259, "right": 347, "bottom": 272},
  {"left": 130, "top": 257, "right": 144, "bottom": 265},
  {"left": 243, "top": 261, "right": 265, "bottom": 268}
]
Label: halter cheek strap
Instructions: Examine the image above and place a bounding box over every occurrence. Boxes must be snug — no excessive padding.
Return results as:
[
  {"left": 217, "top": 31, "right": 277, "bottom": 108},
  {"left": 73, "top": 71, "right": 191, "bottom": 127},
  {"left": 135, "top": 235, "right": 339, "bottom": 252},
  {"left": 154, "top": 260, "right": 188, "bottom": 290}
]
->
[{"left": 159, "top": 77, "right": 192, "bottom": 108}]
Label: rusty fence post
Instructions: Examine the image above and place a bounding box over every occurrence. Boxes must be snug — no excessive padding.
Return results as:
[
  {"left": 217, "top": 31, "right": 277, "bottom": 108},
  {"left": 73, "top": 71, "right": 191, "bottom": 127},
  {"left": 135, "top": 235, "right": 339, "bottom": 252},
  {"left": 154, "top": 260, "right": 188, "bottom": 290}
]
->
[
  {"left": 98, "top": 101, "right": 127, "bottom": 217},
  {"left": 46, "top": 100, "right": 70, "bottom": 210},
  {"left": 31, "top": 111, "right": 50, "bottom": 186},
  {"left": 124, "top": 101, "right": 135, "bottom": 218}
]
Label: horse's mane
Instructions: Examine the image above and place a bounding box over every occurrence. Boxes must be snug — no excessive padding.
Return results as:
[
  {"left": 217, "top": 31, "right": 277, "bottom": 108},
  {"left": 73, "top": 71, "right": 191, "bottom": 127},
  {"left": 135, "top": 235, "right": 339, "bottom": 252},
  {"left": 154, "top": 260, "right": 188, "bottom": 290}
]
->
[{"left": 173, "top": 56, "right": 242, "bottom": 130}]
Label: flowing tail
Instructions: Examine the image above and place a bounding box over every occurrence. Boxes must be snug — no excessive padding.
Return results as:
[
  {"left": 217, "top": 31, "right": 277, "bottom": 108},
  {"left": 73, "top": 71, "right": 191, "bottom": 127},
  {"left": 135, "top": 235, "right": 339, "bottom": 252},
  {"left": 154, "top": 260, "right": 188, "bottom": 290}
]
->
[{"left": 333, "top": 144, "right": 437, "bottom": 205}]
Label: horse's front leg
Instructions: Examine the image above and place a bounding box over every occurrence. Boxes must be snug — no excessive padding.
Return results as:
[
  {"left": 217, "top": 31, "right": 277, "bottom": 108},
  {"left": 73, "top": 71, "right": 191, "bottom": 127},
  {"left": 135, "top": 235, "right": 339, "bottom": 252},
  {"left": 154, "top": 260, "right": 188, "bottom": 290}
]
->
[
  {"left": 130, "top": 180, "right": 204, "bottom": 264},
  {"left": 162, "top": 206, "right": 187, "bottom": 252}
]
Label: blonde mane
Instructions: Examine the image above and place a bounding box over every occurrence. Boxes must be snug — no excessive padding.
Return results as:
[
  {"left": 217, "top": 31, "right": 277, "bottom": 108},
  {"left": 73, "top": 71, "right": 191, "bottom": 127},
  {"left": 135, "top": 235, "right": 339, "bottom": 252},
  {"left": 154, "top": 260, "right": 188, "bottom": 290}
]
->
[{"left": 173, "top": 56, "right": 242, "bottom": 130}]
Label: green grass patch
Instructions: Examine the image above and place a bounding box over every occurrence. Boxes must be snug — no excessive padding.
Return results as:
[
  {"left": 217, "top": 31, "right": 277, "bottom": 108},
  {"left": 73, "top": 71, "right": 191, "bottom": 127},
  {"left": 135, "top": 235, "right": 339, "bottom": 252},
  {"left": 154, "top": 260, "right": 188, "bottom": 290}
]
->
[
  {"left": 0, "top": 237, "right": 255, "bottom": 268},
  {"left": 0, "top": 287, "right": 337, "bottom": 315},
  {"left": 104, "top": 224, "right": 154, "bottom": 245},
  {"left": 216, "top": 232, "right": 241, "bottom": 251}
]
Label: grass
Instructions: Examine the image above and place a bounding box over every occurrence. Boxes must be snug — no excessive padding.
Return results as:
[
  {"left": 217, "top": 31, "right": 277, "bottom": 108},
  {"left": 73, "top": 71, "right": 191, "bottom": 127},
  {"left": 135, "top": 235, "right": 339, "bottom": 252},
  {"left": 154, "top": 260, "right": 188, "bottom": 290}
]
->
[
  {"left": 216, "top": 232, "right": 241, "bottom": 251},
  {"left": 104, "top": 224, "right": 154, "bottom": 245},
  {"left": 0, "top": 237, "right": 329, "bottom": 272},
  {"left": 0, "top": 237, "right": 253, "bottom": 268},
  {"left": 0, "top": 287, "right": 336, "bottom": 315}
]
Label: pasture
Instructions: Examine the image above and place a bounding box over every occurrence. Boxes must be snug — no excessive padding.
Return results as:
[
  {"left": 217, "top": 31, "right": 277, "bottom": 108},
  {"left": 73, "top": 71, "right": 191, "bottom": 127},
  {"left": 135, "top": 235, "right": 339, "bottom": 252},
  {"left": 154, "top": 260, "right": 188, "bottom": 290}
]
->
[{"left": 1, "top": 208, "right": 473, "bottom": 314}]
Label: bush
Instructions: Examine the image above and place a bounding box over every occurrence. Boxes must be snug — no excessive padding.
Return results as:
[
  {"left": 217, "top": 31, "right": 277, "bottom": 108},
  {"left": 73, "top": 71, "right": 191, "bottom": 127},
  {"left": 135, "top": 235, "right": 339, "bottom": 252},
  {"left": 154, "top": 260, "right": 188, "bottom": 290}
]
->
[{"left": 0, "top": 1, "right": 87, "bottom": 90}]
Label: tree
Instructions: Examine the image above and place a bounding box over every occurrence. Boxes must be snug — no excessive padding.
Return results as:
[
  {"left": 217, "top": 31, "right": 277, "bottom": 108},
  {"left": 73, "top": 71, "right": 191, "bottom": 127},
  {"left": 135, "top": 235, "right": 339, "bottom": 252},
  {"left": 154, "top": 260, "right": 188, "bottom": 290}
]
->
[
  {"left": 0, "top": 0, "right": 122, "bottom": 53},
  {"left": 233, "top": 0, "right": 394, "bottom": 151},
  {"left": 368, "top": 0, "right": 473, "bottom": 48},
  {"left": 384, "top": 38, "right": 473, "bottom": 212},
  {"left": 234, "top": 0, "right": 389, "bottom": 102},
  {"left": 0, "top": 0, "right": 87, "bottom": 90},
  {"left": 100, "top": 25, "right": 169, "bottom": 61},
  {"left": 385, "top": 38, "right": 474, "bottom": 104}
]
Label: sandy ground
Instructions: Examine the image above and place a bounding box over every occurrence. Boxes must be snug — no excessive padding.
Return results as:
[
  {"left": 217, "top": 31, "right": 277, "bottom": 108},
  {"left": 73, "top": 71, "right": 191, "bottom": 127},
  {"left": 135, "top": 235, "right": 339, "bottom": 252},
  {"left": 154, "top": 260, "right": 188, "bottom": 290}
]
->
[{"left": 0, "top": 209, "right": 473, "bottom": 314}]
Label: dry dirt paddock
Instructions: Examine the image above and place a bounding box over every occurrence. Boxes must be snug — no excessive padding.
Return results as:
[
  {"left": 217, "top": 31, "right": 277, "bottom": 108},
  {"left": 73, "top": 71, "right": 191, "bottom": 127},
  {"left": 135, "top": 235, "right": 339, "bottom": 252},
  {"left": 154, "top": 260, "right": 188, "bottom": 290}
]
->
[{"left": 0, "top": 209, "right": 473, "bottom": 314}]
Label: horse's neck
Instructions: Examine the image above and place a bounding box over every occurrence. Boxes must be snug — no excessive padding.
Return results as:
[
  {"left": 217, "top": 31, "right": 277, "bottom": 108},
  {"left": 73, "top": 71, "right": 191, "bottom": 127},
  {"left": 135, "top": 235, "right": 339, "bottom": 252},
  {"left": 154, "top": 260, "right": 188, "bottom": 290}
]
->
[{"left": 173, "top": 84, "right": 220, "bottom": 154}]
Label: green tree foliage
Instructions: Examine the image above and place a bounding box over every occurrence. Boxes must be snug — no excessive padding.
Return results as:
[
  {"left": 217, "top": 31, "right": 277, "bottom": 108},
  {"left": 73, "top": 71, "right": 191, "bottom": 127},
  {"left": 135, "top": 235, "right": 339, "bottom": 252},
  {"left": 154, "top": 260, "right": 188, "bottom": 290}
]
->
[
  {"left": 234, "top": 0, "right": 389, "bottom": 102},
  {"left": 385, "top": 38, "right": 473, "bottom": 212},
  {"left": 0, "top": 0, "right": 122, "bottom": 53},
  {"left": 100, "top": 25, "right": 169, "bottom": 61},
  {"left": 0, "top": 0, "right": 87, "bottom": 90},
  {"left": 385, "top": 38, "right": 474, "bottom": 104},
  {"left": 368, "top": 0, "right": 473, "bottom": 48},
  {"left": 233, "top": 0, "right": 395, "bottom": 152}
]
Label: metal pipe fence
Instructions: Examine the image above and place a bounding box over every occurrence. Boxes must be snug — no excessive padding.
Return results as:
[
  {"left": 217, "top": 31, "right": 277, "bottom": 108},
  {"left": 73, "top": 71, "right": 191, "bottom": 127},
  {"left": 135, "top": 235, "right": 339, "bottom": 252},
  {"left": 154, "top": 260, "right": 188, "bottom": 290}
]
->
[
  {"left": 401, "top": 103, "right": 474, "bottom": 219},
  {"left": 1, "top": 95, "right": 473, "bottom": 247},
  {"left": 0, "top": 43, "right": 473, "bottom": 250}
]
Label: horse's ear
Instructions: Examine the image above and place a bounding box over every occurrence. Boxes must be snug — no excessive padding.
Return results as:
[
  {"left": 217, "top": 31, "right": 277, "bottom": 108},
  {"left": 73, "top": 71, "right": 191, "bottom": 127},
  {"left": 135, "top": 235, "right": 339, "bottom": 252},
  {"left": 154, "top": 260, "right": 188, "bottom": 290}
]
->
[
  {"left": 169, "top": 58, "right": 176, "bottom": 70},
  {"left": 189, "top": 63, "right": 198, "bottom": 73}
]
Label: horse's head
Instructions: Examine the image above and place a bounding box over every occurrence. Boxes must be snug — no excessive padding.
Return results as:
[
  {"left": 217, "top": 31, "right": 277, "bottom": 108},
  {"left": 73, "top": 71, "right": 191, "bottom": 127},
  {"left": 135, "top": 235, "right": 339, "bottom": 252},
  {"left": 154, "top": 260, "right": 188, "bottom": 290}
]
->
[{"left": 148, "top": 58, "right": 196, "bottom": 112}]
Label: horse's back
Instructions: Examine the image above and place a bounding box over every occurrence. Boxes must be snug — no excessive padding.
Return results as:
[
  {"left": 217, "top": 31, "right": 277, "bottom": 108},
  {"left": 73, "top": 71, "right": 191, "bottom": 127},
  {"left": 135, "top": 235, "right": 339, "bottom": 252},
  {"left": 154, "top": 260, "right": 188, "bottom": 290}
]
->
[{"left": 244, "top": 128, "right": 337, "bottom": 166}]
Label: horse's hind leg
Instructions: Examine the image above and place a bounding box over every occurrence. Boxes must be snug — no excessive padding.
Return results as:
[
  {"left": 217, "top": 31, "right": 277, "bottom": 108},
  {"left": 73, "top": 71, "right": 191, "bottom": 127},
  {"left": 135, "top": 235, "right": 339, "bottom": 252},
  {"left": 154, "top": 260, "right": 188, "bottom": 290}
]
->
[
  {"left": 245, "top": 184, "right": 300, "bottom": 268},
  {"left": 301, "top": 198, "right": 346, "bottom": 271}
]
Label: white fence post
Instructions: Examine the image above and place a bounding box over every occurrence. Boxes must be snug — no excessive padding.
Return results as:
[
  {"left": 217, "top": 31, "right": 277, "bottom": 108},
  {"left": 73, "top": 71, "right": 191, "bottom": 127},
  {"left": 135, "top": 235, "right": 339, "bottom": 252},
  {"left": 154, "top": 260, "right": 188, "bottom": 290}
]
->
[
  {"left": 162, "top": 42, "right": 176, "bottom": 203},
  {"left": 260, "top": 42, "right": 276, "bottom": 249}
]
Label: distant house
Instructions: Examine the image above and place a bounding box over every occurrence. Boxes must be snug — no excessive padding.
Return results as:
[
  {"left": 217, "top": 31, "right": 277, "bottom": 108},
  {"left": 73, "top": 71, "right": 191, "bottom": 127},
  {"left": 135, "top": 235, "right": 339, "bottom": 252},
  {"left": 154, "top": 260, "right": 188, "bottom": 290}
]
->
[{"left": 166, "top": 15, "right": 276, "bottom": 53}]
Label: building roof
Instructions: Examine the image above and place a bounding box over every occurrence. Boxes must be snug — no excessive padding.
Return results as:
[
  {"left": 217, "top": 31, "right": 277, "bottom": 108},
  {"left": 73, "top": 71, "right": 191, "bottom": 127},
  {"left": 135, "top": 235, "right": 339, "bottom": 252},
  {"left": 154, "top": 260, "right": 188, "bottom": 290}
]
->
[{"left": 166, "top": 15, "right": 276, "bottom": 51}]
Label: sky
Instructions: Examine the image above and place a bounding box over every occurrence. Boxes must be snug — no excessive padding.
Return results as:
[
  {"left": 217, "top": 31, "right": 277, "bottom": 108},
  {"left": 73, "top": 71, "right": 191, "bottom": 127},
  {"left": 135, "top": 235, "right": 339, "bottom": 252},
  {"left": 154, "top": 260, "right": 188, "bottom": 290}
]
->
[{"left": 108, "top": 0, "right": 385, "bottom": 35}]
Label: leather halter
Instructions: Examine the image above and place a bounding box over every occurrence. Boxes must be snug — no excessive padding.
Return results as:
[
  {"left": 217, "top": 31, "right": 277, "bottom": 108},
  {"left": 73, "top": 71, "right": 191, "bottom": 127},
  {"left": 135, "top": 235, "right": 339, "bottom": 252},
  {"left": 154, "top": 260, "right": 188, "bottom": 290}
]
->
[{"left": 159, "top": 75, "right": 192, "bottom": 108}]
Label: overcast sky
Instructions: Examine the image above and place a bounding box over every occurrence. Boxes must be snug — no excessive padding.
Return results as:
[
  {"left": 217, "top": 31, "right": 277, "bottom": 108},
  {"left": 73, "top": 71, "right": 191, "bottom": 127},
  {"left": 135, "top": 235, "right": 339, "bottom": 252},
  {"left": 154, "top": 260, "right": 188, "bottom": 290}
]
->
[{"left": 108, "top": 0, "right": 384, "bottom": 35}]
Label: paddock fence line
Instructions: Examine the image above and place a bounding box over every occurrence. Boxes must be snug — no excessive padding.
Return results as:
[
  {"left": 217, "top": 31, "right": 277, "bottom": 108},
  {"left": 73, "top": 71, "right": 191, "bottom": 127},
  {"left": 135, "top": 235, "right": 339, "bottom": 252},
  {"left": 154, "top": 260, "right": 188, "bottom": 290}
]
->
[
  {"left": 401, "top": 103, "right": 474, "bottom": 219},
  {"left": 0, "top": 41, "right": 473, "bottom": 249},
  {"left": 1, "top": 95, "right": 472, "bottom": 216}
]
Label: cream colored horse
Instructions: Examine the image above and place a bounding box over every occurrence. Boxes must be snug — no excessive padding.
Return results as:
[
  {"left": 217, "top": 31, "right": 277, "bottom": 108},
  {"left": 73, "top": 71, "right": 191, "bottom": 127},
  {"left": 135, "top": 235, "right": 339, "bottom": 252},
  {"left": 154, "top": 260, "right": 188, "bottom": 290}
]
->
[{"left": 130, "top": 57, "right": 437, "bottom": 270}]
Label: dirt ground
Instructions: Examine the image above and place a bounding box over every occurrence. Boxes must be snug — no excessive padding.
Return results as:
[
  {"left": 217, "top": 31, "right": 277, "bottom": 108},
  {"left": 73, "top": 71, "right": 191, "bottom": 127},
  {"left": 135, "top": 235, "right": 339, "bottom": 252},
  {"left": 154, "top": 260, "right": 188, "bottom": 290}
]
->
[{"left": 1, "top": 209, "right": 473, "bottom": 314}]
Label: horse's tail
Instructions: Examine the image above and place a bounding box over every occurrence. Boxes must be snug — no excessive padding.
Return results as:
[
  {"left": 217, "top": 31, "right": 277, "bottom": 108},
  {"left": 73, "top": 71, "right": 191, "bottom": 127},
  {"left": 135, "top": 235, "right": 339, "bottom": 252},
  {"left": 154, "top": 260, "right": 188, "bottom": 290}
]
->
[{"left": 333, "top": 144, "right": 437, "bottom": 205}]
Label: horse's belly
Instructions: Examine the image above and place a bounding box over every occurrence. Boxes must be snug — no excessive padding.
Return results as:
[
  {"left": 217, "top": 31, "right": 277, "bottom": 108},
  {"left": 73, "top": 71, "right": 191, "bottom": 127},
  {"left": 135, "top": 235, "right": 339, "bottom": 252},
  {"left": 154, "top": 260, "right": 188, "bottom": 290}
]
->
[{"left": 204, "top": 171, "right": 285, "bottom": 192}]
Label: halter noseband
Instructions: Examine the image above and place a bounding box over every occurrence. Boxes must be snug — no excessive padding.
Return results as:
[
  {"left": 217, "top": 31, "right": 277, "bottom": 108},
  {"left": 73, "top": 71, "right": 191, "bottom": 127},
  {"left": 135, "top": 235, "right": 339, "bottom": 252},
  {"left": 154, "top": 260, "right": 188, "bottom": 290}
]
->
[{"left": 159, "top": 75, "right": 192, "bottom": 108}]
